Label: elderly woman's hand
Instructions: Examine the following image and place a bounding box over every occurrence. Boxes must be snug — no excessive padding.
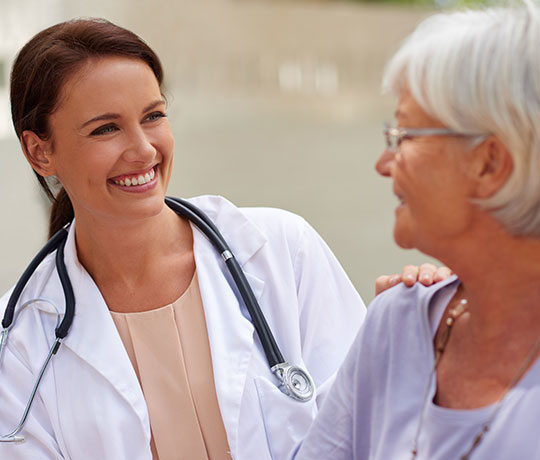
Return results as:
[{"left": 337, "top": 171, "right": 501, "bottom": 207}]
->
[{"left": 375, "top": 263, "right": 453, "bottom": 296}]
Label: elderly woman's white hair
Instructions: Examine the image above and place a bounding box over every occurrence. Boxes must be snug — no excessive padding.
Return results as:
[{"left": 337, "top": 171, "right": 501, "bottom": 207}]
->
[{"left": 383, "top": 0, "right": 540, "bottom": 236}]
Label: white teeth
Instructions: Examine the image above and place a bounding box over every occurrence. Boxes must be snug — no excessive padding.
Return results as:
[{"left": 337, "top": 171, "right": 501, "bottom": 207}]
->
[{"left": 113, "top": 168, "right": 156, "bottom": 187}]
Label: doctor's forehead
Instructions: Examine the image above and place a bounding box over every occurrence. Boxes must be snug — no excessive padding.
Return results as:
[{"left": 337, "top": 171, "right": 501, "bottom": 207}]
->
[{"left": 53, "top": 58, "right": 162, "bottom": 116}]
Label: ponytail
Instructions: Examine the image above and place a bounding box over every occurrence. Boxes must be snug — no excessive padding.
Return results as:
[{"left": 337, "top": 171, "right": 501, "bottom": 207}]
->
[{"left": 49, "top": 187, "right": 74, "bottom": 238}]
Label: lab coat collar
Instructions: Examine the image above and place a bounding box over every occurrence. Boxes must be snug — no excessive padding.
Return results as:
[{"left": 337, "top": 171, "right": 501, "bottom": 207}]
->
[
  {"left": 36, "top": 195, "right": 269, "bottom": 457},
  {"left": 186, "top": 195, "right": 267, "bottom": 266}
]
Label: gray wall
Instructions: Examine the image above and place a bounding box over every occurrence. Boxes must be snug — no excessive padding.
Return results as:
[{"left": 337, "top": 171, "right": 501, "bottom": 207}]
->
[{"left": 0, "top": 0, "right": 437, "bottom": 304}]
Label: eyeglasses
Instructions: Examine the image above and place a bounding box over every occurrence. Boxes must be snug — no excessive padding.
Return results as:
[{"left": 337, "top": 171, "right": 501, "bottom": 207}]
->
[{"left": 383, "top": 123, "right": 468, "bottom": 152}]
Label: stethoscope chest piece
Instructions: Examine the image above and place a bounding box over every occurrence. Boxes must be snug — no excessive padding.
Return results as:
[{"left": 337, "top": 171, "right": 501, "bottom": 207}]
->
[{"left": 272, "top": 362, "right": 314, "bottom": 402}]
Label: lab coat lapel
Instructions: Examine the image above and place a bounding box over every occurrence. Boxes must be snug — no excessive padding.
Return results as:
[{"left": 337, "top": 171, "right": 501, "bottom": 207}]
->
[
  {"left": 188, "top": 196, "right": 266, "bottom": 457},
  {"left": 187, "top": 196, "right": 266, "bottom": 267},
  {"left": 49, "top": 224, "right": 150, "bottom": 439},
  {"left": 34, "top": 197, "right": 266, "bottom": 457}
]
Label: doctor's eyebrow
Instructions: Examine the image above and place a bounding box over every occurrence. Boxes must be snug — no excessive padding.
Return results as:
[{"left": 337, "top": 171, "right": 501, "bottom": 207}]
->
[
  {"left": 142, "top": 99, "right": 166, "bottom": 114},
  {"left": 79, "top": 113, "right": 120, "bottom": 129},
  {"left": 79, "top": 99, "right": 166, "bottom": 129}
]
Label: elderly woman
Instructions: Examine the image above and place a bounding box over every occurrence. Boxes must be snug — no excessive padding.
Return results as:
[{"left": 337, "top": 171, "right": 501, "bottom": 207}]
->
[{"left": 295, "top": 2, "right": 540, "bottom": 459}]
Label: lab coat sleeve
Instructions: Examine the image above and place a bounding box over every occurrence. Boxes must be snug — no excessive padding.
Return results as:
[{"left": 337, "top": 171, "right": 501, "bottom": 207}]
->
[
  {"left": 293, "top": 219, "right": 366, "bottom": 404},
  {"left": 293, "top": 292, "right": 387, "bottom": 460},
  {"left": 0, "top": 341, "right": 65, "bottom": 459},
  {"left": 241, "top": 210, "right": 367, "bottom": 460},
  {"left": 294, "top": 325, "right": 363, "bottom": 460}
]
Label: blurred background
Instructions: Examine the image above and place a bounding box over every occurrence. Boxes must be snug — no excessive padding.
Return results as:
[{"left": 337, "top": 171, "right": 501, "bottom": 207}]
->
[{"left": 0, "top": 0, "right": 484, "bottom": 304}]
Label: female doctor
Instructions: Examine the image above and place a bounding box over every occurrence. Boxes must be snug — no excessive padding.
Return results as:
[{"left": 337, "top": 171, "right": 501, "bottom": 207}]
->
[{"left": 0, "top": 18, "right": 444, "bottom": 460}]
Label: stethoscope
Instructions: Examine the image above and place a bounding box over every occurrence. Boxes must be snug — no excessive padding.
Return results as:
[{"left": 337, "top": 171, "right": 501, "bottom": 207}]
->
[{"left": 0, "top": 196, "right": 314, "bottom": 444}]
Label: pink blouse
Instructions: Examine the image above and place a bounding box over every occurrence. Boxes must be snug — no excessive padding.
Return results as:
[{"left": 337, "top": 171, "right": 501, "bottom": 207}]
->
[{"left": 110, "top": 273, "right": 231, "bottom": 460}]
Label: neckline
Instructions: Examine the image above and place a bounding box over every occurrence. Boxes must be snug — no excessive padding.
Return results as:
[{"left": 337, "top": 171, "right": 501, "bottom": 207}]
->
[
  {"left": 421, "top": 278, "right": 540, "bottom": 415},
  {"left": 109, "top": 271, "right": 198, "bottom": 316}
]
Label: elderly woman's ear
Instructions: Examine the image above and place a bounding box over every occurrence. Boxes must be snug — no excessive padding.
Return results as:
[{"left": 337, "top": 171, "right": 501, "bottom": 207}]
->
[{"left": 470, "top": 135, "right": 513, "bottom": 199}]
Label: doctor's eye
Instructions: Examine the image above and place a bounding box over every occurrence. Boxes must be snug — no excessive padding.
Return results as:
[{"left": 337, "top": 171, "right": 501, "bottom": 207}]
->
[
  {"left": 144, "top": 111, "right": 167, "bottom": 122},
  {"left": 90, "top": 123, "right": 118, "bottom": 136}
]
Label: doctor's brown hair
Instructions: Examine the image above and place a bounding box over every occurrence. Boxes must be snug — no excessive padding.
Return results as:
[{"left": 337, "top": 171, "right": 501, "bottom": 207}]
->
[{"left": 10, "top": 18, "right": 164, "bottom": 237}]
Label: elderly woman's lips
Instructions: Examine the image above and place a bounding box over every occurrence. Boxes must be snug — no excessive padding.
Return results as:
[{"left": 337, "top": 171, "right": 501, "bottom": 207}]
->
[{"left": 393, "top": 189, "right": 406, "bottom": 204}]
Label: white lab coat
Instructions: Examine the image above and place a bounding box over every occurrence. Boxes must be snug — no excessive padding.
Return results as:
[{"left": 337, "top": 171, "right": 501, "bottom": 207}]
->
[{"left": 0, "top": 195, "right": 366, "bottom": 460}]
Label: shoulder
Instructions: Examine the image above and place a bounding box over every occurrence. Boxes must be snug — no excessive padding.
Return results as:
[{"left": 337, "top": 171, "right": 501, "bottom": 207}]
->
[
  {"left": 341, "top": 276, "right": 459, "bottom": 388},
  {"left": 190, "top": 193, "right": 305, "bottom": 225},
  {"left": 364, "top": 275, "right": 459, "bottom": 336},
  {"left": 0, "top": 286, "right": 14, "bottom": 318},
  {"left": 0, "top": 252, "right": 57, "bottom": 318},
  {"left": 241, "top": 206, "right": 308, "bottom": 243},
  {"left": 185, "top": 194, "right": 310, "bottom": 248}
]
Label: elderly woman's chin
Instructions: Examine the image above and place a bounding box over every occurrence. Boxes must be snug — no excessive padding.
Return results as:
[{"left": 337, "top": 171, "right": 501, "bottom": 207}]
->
[
  {"left": 392, "top": 205, "right": 470, "bottom": 256},
  {"left": 392, "top": 204, "right": 425, "bottom": 251},
  {"left": 387, "top": 201, "right": 437, "bottom": 253},
  {"left": 393, "top": 212, "right": 416, "bottom": 250}
]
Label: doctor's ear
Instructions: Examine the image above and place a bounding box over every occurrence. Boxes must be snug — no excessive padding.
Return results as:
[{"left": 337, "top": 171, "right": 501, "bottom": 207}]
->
[
  {"left": 469, "top": 135, "right": 513, "bottom": 199},
  {"left": 20, "top": 130, "right": 56, "bottom": 177}
]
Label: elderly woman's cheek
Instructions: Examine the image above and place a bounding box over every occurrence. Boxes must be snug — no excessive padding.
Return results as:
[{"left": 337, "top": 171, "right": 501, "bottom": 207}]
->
[{"left": 396, "top": 186, "right": 474, "bottom": 252}]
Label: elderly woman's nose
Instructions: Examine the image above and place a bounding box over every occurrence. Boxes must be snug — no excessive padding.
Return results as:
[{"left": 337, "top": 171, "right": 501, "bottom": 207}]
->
[{"left": 375, "top": 150, "right": 395, "bottom": 177}]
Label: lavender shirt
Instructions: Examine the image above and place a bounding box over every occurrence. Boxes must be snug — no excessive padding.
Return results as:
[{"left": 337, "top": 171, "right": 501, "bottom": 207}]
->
[{"left": 295, "top": 276, "right": 540, "bottom": 460}]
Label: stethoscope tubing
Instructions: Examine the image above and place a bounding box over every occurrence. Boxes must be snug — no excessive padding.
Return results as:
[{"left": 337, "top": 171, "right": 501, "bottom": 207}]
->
[
  {"left": 164, "top": 196, "right": 285, "bottom": 367},
  {"left": 4, "top": 198, "right": 287, "bottom": 367},
  {"left": 54, "top": 234, "right": 75, "bottom": 339},
  {"left": 1, "top": 196, "right": 313, "bottom": 433},
  {"left": 2, "top": 227, "right": 71, "bottom": 335},
  {"left": 0, "top": 337, "right": 61, "bottom": 443}
]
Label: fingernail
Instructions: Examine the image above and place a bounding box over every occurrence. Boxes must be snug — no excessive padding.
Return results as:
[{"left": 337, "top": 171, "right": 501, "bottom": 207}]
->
[
  {"left": 389, "top": 275, "right": 400, "bottom": 284},
  {"left": 404, "top": 274, "right": 415, "bottom": 282}
]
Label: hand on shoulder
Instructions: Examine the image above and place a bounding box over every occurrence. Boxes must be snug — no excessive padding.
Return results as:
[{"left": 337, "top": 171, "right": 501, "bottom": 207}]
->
[{"left": 375, "top": 263, "right": 453, "bottom": 296}]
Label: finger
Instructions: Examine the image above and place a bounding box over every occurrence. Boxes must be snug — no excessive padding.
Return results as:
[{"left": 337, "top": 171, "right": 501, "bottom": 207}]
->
[
  {"left": 375, "top": 274, "right": 402, "bottom": 296},
  {"left": 418, "top": 263, "right": 437, "bottom": 285},
  {"left": 401, "top": 265, "right": 419, "bottom": 287},
  {"left": 375, "top": 275, "right": 390, "bottom": 296},
  {"left": 433, "top": 266, "right": 453, "bottom": 282}
]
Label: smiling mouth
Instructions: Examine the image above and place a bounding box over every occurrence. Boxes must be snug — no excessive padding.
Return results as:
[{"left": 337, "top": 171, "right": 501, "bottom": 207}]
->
[
  {"left": 394, "top": 190, "right": 406, "bottom": 205},
  {"left": 110, "top": 166, "right": 156, "bottom": 187}
]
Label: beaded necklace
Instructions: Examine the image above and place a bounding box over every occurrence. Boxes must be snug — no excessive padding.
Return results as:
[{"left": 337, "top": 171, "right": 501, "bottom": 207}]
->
[{"left": 410, "top": 298, "right": 540, "bottom": 460}]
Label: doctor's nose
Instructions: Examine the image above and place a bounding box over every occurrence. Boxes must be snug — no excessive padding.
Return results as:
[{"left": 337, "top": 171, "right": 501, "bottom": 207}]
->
[
  {"left": 122, "top": 129, "right": 157, "bottom": 164},
  {"left": 375, "top": 150, "right": 395, "bottom": 177}
]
